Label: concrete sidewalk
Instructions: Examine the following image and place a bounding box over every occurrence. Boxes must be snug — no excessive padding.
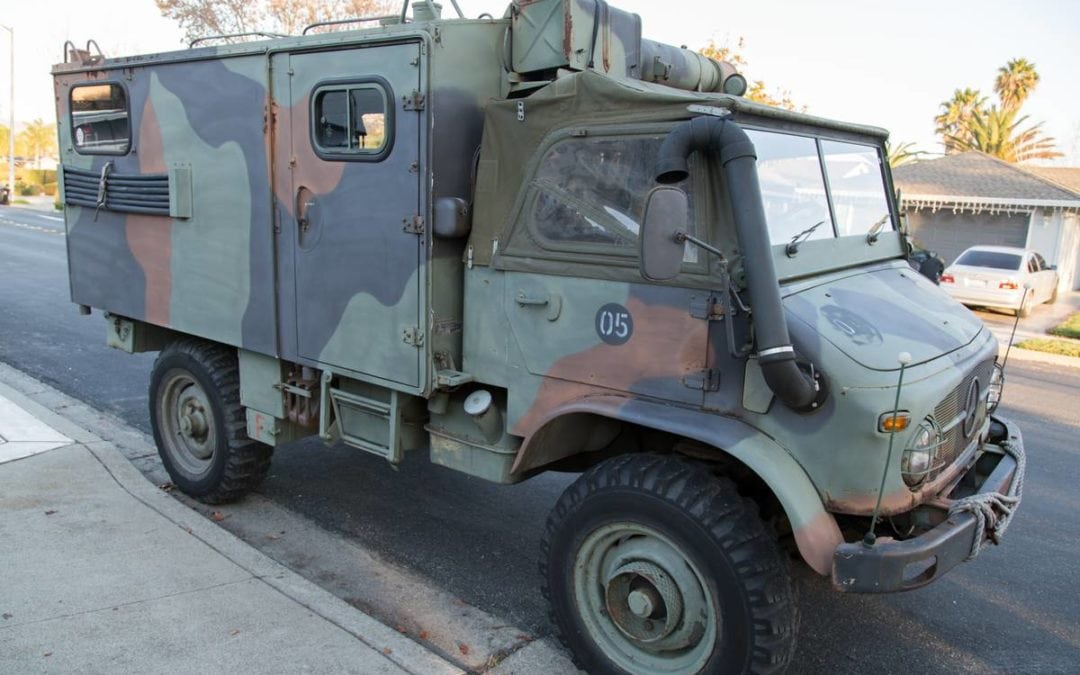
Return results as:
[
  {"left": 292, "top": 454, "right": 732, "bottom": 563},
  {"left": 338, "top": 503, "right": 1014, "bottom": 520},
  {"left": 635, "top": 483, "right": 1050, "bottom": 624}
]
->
[{"left": 0, "top": 381, "right": 461, "bottom": 674}]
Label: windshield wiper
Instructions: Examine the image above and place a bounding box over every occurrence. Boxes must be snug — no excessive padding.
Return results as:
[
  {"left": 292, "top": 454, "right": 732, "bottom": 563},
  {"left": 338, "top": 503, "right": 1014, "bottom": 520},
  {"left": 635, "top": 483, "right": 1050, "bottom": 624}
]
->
[
  {"left": 785, "top": 220, "right": 826, "bottom": 257},
  {"left": 865, "top": 214, "right": 891, "bottom": 244}
]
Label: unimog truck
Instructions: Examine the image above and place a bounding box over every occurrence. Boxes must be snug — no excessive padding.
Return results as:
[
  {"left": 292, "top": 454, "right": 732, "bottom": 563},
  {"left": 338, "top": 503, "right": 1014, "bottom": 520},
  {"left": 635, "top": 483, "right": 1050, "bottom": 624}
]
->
[{"left": 53, "top": 1, "right": 1025, "bottom": 672}]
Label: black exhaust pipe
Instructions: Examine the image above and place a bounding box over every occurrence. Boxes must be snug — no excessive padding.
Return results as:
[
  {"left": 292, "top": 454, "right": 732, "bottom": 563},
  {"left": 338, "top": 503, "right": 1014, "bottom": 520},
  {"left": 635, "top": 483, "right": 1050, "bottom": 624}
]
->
[{"left": 656, "top": 116, "right": 823, "bottom": 412}]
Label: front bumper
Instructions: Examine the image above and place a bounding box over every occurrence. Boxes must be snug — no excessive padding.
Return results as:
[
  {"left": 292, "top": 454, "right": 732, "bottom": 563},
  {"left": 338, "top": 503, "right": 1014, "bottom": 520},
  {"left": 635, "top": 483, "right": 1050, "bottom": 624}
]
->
[{"left": 831, "top": 415, "right": 1022, "bottom": 593}]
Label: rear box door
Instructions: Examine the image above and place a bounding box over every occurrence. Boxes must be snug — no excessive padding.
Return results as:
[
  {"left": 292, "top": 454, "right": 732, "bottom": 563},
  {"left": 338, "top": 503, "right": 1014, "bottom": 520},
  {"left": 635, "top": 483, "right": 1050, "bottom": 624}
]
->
[{"left": 275, "top": 42, "right": 425, "bottom": 390}]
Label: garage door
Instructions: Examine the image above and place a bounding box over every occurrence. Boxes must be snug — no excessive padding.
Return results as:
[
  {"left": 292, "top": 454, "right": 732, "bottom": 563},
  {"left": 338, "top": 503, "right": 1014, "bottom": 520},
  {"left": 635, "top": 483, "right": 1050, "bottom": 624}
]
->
[{"left": 905, "top": 211, "right": 1029, "bottom": 265}]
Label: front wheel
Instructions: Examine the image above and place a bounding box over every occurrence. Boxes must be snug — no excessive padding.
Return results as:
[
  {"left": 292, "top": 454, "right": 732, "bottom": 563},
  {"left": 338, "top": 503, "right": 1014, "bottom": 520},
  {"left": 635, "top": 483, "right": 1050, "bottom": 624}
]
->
[
  {"left": 150, "top": 339, "right": 272, "bottom": 503},
  {"left": 541, "top": 454, "right": 797, "bottom": 675}
]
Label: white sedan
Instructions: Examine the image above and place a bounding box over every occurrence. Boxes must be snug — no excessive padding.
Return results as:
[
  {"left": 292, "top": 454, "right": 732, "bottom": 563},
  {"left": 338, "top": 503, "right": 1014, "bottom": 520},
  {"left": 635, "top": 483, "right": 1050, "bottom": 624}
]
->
[{"left": 940, "top": 245, "right": 1059, "bottom": 317}]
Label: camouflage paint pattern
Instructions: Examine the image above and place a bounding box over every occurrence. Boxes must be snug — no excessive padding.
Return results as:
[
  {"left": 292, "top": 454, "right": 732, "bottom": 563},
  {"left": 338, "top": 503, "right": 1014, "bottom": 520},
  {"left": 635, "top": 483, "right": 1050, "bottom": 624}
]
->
[
  {"left": 55, "top": 19, "right": 507, "bottom": 396},
  {"left": 55, "top": 6, "right": 1005, "bottom": 579}
]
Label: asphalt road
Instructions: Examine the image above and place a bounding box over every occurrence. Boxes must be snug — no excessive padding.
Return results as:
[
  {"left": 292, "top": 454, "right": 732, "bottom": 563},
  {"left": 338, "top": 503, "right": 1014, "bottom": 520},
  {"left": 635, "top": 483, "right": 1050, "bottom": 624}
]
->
[{"left": 2, "top": 204, "right": 1078, "bottom": 673}]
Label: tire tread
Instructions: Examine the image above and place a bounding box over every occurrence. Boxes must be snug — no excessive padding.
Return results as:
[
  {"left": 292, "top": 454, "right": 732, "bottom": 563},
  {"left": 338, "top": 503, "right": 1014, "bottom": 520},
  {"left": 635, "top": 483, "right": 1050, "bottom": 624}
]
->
[
  {"left": 540, "top": 453, "right": 798, "bottom": 674},
  {"left": 151, "top": 338, "right": 272, "bottom": 504}
]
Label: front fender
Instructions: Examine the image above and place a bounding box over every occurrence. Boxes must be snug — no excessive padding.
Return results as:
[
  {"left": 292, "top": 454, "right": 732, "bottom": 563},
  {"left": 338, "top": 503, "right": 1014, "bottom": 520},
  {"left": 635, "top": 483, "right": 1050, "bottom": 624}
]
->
[{"left": 515, "top": 395, "right": 841, "bottom": 575}]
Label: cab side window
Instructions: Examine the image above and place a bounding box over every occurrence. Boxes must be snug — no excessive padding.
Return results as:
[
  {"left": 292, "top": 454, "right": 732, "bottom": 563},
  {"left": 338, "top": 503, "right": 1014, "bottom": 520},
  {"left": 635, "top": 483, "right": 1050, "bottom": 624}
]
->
[
  {"left": 527, "top": 135, "right": 696, "bottom": 260},
  {"left": 311, "top": 82, "right": 391, "bottom": 159},
  {"left": 71, "top": 83, "right": 130, "bottom": 155}
]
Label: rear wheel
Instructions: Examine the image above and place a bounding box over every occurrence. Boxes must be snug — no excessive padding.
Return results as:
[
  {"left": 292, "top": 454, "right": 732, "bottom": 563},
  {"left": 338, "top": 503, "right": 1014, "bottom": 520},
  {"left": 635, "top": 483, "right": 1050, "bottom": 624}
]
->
[
  {"left": 542, "top": 454, "right": 797, "bottom": 674},
  {"left": 150, "top": 339, "right": 272, "bottom": 503}
]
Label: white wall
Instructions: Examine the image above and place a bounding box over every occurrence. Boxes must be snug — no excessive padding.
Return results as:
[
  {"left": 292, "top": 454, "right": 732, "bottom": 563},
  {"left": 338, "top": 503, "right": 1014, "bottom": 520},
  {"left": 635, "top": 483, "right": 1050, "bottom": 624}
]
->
[
  {"left": 1065, "top": 214, "right": 1080, "bottom": 291},
  {"left": 1026, "top": 210, "right": 1080, "bottom": 293}
]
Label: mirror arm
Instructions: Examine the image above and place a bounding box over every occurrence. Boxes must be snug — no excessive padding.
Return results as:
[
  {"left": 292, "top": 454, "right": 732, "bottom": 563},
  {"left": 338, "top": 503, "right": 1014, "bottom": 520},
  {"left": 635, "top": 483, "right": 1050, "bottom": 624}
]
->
[
  {"left": 675, "top": 230, "right": 727, "bottom": 262},
  {"left": 671, "top": 230, "right": 751, "bottom": 359}
]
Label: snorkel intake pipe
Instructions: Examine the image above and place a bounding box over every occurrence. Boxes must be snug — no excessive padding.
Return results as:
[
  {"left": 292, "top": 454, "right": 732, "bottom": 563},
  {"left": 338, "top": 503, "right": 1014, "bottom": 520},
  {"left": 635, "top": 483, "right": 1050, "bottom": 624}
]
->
[{"left": 655, "top": 116, "right": 823, "bottom": 412}]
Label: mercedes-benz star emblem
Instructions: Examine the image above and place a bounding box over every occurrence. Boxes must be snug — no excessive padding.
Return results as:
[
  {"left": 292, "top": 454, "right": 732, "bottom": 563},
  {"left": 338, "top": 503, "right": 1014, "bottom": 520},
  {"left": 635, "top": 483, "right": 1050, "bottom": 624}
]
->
[{"left": 962, "top": 377, "right": 981, "bottom": 438}]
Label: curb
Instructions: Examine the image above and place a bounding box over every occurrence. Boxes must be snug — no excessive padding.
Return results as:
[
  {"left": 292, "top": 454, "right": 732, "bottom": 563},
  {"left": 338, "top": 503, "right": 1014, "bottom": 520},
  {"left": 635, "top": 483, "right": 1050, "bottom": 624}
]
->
[
  {"left": 996, "top": 341, "right": 1080, "bottom": 370},
  {"left": 0, "top": 374, "right": 462, "bottom": 675}
]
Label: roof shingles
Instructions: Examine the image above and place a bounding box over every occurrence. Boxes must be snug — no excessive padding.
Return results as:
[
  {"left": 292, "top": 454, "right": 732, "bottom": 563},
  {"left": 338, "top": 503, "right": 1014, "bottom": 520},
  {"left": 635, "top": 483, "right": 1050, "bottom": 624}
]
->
[{"left": 892, "top": 152, "right": 1080, "bottom": 203}]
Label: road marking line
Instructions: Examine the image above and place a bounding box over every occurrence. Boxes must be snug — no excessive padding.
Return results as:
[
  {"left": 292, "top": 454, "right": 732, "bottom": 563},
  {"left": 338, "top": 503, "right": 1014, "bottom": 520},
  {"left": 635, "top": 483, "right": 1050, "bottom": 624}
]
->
[{"left": 0, "top": 218, "right": 65, "bottom": 235}]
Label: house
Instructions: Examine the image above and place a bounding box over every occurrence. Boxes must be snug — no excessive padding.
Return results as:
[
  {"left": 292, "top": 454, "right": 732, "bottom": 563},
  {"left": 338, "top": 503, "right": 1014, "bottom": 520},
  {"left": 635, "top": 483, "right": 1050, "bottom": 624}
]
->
[{"left": 892, "top": 152, "right": 1080, "bottom": 293}]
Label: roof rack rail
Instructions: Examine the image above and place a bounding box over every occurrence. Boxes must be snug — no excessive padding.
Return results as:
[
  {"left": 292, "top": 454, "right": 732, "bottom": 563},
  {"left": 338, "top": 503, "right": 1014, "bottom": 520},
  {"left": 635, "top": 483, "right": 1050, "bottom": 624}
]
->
[
  {"left": 63, "top": 39, "right": 105, "bottom": 65},
  {"left": 301, "top": 15, "right": 400, "bottom": 36},
  {"left": 189, "top": 31, "right": 287, "bottom": 48}
]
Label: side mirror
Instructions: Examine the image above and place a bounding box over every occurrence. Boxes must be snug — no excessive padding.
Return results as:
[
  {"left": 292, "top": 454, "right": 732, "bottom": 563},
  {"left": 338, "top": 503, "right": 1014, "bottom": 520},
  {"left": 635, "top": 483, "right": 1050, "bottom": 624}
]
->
[{"left": 639, "top": 187, "right": 689, "bottom": 282}]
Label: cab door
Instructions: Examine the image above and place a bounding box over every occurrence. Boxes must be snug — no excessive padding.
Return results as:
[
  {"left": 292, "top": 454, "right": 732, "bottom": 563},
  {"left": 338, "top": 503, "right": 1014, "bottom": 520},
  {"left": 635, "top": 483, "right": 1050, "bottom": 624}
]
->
[
  {"left": 275, "top": 42, "right": 425, "bottom": 390},
  {"left": 499, "top": 131, "right": 711, "bottom": 409}
]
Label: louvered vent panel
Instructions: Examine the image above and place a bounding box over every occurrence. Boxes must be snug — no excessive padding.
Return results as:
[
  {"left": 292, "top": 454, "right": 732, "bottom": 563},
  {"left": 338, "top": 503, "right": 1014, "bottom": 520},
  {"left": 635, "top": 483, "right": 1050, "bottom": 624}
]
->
[{"left": 63, "top": 166, "right": 171, "bottom": 216}]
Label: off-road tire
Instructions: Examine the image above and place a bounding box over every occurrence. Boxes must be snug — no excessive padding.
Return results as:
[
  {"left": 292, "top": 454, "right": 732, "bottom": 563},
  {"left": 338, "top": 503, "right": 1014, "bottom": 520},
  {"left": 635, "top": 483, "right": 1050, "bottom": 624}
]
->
[
  {"left": 541, "top": 454, "right": 798, "bottom": 675},
  {"left": 149, "top": 339, "right": 272, "bottom": 504}
]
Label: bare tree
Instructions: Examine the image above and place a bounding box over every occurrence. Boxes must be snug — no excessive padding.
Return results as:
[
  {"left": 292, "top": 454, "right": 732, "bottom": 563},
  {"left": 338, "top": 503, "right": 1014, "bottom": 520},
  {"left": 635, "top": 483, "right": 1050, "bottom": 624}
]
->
[
  {"left": 699, "top": 38, "right": 805, "bottom": 112},
  {"left": 157, "top": 0, "right": 392, "bottom": 42}
]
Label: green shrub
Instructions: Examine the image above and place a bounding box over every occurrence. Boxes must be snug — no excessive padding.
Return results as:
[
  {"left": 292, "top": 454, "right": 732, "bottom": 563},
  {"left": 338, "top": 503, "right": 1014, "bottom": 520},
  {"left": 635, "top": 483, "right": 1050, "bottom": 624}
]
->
[
  {"left": 1048, "top": 313, "right": 1080, "bottom": 340},
  {"left": 1017, "top": 338, "right": 1080, "bottom": 358}
]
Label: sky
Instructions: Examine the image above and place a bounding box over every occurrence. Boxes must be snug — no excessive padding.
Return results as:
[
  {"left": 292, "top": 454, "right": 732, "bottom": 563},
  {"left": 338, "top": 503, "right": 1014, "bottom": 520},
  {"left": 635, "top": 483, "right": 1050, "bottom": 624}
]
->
[{"left": 2, "top": 0, "right": 1078, "bottom": 163}]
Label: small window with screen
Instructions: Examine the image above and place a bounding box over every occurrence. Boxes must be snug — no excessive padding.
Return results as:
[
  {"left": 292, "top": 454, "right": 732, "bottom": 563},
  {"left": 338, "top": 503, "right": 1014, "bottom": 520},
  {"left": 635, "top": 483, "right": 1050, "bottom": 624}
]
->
[
  {"left": 312, "top": 82, "right": 391, "bottom": 159},
  {"left": 70, "top": 83, "right": 130, "bottom": 155}
]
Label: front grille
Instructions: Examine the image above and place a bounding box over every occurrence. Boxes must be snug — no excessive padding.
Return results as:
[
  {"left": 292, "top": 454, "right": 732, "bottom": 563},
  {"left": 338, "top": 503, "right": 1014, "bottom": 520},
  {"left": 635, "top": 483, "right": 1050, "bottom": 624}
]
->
[{"left": 930, "top": 358, "right": 995, "bottom": 479}]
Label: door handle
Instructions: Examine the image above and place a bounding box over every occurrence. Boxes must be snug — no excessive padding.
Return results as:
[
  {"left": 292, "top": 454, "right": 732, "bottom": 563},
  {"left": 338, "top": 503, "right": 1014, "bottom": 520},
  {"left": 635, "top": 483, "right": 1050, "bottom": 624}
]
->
[
  {"left": 516, "top": 291, "right": 562, "bottom": 321},
  {"left": 515, "top": 292, "right": 549, "bottom": 306},
  {"left": 296, "top": 186, "right": 314, "bottom": 233}
]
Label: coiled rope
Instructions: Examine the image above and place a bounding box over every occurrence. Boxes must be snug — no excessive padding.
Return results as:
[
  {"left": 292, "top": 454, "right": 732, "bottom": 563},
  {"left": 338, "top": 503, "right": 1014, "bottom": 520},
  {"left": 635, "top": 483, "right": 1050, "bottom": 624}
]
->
[{"left": 947, "top": 438, "right": 1025, "bottom": 560}]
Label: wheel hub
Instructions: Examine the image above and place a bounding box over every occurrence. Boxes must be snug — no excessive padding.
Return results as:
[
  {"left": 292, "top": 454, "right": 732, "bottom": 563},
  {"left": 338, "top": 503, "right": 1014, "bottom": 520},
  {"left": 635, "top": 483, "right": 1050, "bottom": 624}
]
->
[
  {"left": 604, "top": 560, "right": 685, "bottom": 644},
  {"left": 177, "top": 394, "right": 211, "bottom": 458},
  {"left": 573, "top": 523, "right": 719, "bottom": 673}
]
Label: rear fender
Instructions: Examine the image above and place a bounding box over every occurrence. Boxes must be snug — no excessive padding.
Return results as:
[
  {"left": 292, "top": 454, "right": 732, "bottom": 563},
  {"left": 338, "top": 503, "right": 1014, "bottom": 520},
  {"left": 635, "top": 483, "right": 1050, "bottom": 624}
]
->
[{"left": 514, "top": 395, "right": 841, "bottom": 575}]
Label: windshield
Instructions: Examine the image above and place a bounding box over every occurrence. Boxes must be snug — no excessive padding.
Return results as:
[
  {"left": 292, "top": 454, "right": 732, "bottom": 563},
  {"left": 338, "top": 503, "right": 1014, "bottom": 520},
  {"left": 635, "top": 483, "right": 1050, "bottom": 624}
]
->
[
  {"left": 746, "top": 129, "right": 893, "bottom": 246},
  {"left": 746, "top": 130, "right": 832, "bottom": 245},
  {"left": 821, "top": 140, "right": 891, "bottom": 237},
  {"left": 955, "top": 250, "right": 1022, "bottom": 270}
]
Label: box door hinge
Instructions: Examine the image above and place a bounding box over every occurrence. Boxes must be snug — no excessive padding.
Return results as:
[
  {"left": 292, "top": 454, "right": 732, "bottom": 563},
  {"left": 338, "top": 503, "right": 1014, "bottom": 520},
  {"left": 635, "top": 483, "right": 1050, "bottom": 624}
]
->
[
  {"left": 683, "top": 369, "right": 721, "bottom": 392},
  {"left": 402, "top": 90, "right": 426, "bottom": 111},
  {"left": 403, "top": 214, "right": 425, "bottom": 234},
  {"left": 402, "top": 326, "right": 425, "bottom": 347}
]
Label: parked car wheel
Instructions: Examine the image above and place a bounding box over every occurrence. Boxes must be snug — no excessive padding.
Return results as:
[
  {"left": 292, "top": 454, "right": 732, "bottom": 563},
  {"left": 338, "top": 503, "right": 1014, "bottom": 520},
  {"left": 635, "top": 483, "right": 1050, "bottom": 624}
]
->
[
  {"left": 541, "top": 454, "right": 797, "bottom": 675},
  {"left": 150, "top": 339, "right": 272, "bottom": 503}
]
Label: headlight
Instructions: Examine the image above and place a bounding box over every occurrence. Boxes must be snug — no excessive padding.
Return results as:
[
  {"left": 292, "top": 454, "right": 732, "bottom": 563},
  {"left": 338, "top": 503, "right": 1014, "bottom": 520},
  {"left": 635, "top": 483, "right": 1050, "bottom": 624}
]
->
[
  {"left": 987, "top": 363, "right": 1004, "bottom": 414},
  {"left": 901, "top": 418, "right": 940, "bottom": 488}
]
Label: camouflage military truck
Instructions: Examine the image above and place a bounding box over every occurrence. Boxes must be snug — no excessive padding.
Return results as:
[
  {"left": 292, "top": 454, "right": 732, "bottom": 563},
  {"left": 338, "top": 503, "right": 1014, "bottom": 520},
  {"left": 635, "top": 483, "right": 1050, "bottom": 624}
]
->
[{"left": 53, "top": 1, "right": 1025, "bottom": 672}]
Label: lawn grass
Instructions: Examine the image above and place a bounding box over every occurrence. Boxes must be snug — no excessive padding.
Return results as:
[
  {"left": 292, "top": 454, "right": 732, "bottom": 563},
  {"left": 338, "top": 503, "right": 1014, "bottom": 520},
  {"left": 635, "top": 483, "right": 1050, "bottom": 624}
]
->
[
  {"left": 1048, "top": 312, "right": 1080, "bottom": 340},
  {"left": 1017, "top": 338, "right": 1080, "bottom": 358}
]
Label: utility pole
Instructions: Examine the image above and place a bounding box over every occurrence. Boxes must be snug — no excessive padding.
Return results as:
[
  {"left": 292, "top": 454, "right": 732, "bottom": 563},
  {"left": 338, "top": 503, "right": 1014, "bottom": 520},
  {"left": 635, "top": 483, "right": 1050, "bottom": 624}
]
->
[{"left": 1, "top": 24, "right": 13, "bottom": 195}]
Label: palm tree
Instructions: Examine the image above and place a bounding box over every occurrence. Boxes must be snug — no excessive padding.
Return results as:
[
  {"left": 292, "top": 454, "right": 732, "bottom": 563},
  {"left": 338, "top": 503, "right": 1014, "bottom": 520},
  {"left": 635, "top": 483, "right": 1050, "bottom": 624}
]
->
[
  {"left": 944, "top": 106, "right": 1062, "bottom": 163},
  {"left": 885, "top": 140, "right": 923, "bottom": 168},
  {"left": 994, "top": 58, "right": 1040, "bottom": 111},
  {"left": 935, "top": 88, "right": 986, "bottom": 154},
  {"left": 17, "top": 119, "right": 57, "bottom": 172}
]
